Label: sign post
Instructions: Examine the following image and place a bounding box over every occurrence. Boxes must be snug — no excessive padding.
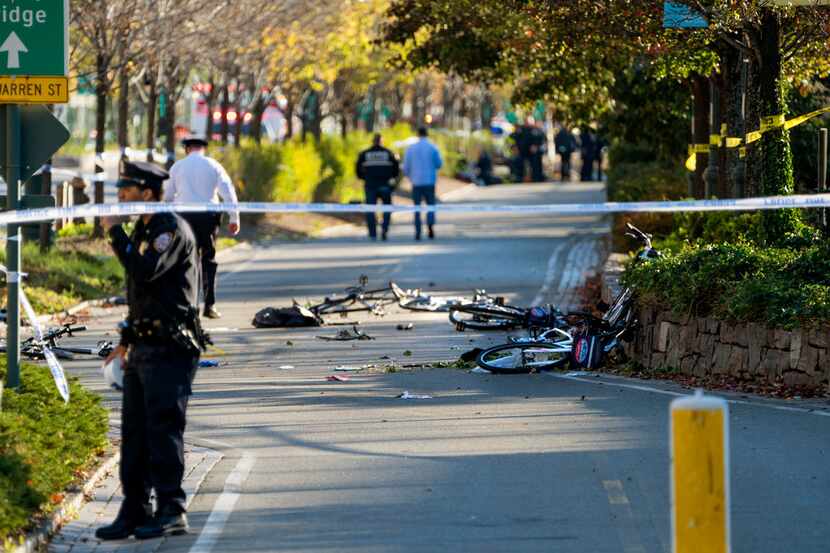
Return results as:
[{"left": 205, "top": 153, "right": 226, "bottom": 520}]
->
[{"left": 0, "top": 0, "right": 69, "bottom": 389}]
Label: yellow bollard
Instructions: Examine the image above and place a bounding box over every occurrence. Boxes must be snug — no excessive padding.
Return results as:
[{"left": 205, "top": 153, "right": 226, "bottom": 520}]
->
[{"left": 670, "top": 390, "right": 730, "bottom": 553}]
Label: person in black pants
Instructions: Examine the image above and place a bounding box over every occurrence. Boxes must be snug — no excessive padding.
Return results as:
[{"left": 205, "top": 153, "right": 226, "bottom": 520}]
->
[
  {"left": 165, "top": 136, "right": 240, "bottom": 319},
  {"left": 98, "top": 161, "right": 206, "bottom": 541},
  {"left": 357, "top": 134, "right": 400, "bottom": 240}
]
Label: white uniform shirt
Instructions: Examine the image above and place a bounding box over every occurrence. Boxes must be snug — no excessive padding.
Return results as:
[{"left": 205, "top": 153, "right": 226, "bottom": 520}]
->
[{"left": 165, "top": 151, "right": 240, "bottom": 224}]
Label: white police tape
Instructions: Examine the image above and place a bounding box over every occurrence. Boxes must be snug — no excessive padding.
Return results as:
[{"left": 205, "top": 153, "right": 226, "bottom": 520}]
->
[
  {"left": 1, "top": 193, "right": 830, "bottom": 225},
  {"left": 0, "top": 263, "right": 70, "bottom": 403}
]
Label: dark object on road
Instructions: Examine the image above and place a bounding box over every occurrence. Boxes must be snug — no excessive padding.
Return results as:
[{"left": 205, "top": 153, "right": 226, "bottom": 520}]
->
[
  {"left": 397, "top": 323, "right": 414, "bottom": 331},
  {"left": 317, "top": 326, "right": 374, "bottom": 341},
  {"left": 252, "top": 305, "right": 321, "bottom": 328},
  {"left": 459, "top": 348, "right": 483, "bottom": 362}
]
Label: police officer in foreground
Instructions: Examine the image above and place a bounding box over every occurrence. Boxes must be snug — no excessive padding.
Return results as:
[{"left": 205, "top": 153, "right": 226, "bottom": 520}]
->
[
  {"left": 356, "top": 133, "right": 400, "bottom": 241},
  {"left": 165, "top": 135, "right": 240, "bottom": 319},
  {"left": 97, "top": 161, "right": 207, "bottom": 541}
]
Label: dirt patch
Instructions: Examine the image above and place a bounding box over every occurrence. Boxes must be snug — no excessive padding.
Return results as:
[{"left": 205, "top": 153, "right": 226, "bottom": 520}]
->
[{"left": 604, "top": 361, "right": 830, "bottom": 400}]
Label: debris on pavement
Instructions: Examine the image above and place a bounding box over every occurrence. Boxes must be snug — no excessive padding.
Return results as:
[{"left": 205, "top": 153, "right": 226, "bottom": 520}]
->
[
  {"left": 252, "top": 305, "right": 322, "bottom": 328},
  {"left": 470, "top": 367, "right": 491, "bottom": 374},
  {"left": 278, "top": 365, "right": 295, "bottom": 370},
  {"left": 326, "top": 375, "right": 351, "bottom": 382},
  {"left": 317, "top": 326, "right": 375, "bottom": 341},
  {"left": 199, "top": 360, "right": 220, "bottom": 368},
  {"left": 460, "top": 348, "right": 483, "bottom": 362},
  {"left": 403, "top": 350, "right": 413, "bottom": 357},
  {"left": 566, "top": 371, "right": 591, "bottom": 377},
  {"left": 396, "top": 323, "right": 414, "bottom": 331},
  {"left": 334, "top": 365, "right": 363, "bottom": 372},
  {"left": 397, "top": 391, "right": 433, "bottom": 400}
]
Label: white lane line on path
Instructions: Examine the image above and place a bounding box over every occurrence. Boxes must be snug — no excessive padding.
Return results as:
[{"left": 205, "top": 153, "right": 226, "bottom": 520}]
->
[
  {"left": 548, "top": 373, "right": 830, "bottom": 418},
  {"left": 602, "top": 480, "right": 648, "bottom": 553},
  {"left": 531, "top": 240, "right": 570, "bottom": 307},
  {"left": 188, "top": 452, "right": 257, "bottom": 553}
]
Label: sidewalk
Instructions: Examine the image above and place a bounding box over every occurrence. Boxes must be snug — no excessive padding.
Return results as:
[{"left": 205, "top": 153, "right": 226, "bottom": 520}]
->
[{"left": 48, "top": 444, "right": 222, "bottom": 553}]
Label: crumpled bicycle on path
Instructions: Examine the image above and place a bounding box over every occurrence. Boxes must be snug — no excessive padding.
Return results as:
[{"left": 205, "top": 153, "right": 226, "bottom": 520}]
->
[
  {"left": 0, "top": 323, "right": 114, "bottom": 361},
  {"left": 475, "top": 223, "right": 661, "bottom": 374}
]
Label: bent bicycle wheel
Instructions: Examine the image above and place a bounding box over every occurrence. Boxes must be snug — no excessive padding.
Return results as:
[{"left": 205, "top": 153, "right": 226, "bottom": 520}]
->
[
  {"left": 449, "top": 304, "right": 525, "bottom": 330},
  {"left": 476, "top": 342, "right": 570, "bottom": 374}
]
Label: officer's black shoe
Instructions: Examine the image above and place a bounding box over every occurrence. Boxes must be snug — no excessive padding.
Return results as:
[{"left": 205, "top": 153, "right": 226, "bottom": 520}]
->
[
  {"left": 203, "top": 306, "right": 221, "bottom": 319},
  {"left": 134, "top": 510, "right": 189, "bottom": 540},
  {"left": 95, "top": 503, "right": 152, "bottom": 540},
  {"left": 381, "top": 230, "right": 388, "bottom": 241},
  {"left": 428, "top": 226, "right": 435, "bottom": 240}
]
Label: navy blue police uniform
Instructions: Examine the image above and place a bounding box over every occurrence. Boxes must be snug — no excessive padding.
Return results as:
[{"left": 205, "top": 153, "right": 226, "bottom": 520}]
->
[
  {"left": 356, "top": 142, "right": 400, "bottom": 240},
  {"left": 96, "top": 161, "right": 206, "bottom": 541}
]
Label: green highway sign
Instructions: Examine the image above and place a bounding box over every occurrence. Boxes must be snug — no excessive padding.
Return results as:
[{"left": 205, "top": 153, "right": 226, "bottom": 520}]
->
[{"left": 0, "top": 0, "right": 68, "bottom": 77}]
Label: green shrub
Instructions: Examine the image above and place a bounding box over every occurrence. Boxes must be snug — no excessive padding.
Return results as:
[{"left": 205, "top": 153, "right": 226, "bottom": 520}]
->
[
  {"left": 0, "top": 244, "right": 124, "bottom": 313},
  {"left": 0, "top": 361, "right": 108, "bottom": 540},
  {"left": 56, "top": 223, "right": 94, "bottom": 240},
  {"left": 623, "top": 241, "right": 830, "bottom": 329},
  {"left": 606, "top": 159, "right": 688, "bottom": 203}
]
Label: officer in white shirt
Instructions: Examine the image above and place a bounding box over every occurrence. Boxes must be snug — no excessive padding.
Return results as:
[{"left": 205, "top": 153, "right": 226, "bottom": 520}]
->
[{"left": 164, "top": 136, "right": 240, "bottom": 319}]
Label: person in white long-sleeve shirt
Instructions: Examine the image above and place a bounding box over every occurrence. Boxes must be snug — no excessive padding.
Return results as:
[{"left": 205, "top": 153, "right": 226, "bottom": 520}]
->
[{"left": 164, "top": 136, "right": 240, "bottom": 319}]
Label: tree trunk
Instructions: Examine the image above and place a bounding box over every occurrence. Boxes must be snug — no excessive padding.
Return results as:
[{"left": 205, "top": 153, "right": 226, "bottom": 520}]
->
[
  {"left": 745, "top": 59, "right": 762, "bottom": 198},
  {"left": 691, "top": 74, "right": 710, "bottom": 199},
  {"left": 203, "top": 75, "right": 218, "bottom": 139},
  {"left": 758, "top": 9, "right": 799, "bottom": 242},
  {"left": 145, "top": 81, "right": 158, "bottom": 162},
  {"left": 251, "top": 96, "right": 266, "bottom": 144},
  {"left": 284, "top": 99, "right": 295, "bottom": 141},
  {"left": 92, "top": 54, "right": 109, "bottom": 237},
  {"left": 232, "top": 80, "right": 244, "bottom": 148},
  {"left": 366, "top": 89, "right": 377, "bottom": 133},
  {"left": 220, "top": 84, "right": 230, "bottom": 145},
  {"left": 721, "top": 46, "right": 746, "bottom": 199},
  {"left": 164, "top": 99, "right": 177, "bottom": 170},
  {"left": 341, "top": 112, "right": 349, "bottom": 138},
  {"left": 117, "top": 65, "right": 130, "bottom": 160}
]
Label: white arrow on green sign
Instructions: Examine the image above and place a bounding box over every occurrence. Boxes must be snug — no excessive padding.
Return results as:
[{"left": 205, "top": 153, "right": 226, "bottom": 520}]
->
[{"left": 0, "top": 0, "right": 67, "bottom": 76}]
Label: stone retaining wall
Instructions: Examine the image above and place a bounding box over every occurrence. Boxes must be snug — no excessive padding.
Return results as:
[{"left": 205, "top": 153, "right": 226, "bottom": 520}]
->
[{"left": 600, "top": 255, "right": 830, "bottom": 389}]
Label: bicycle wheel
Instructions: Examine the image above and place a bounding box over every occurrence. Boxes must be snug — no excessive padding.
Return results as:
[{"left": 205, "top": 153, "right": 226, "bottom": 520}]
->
[
  {"left": 449, "top": 304, "right": 526, "bottom": 330},
  {"left": 476, "top": 341, "right": 570, "bottom": 374}
]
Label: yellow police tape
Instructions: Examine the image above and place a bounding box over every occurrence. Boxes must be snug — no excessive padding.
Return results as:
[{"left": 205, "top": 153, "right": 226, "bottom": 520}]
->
[{"left": 686, "top": 105, "right": 830, "bottom": 171}]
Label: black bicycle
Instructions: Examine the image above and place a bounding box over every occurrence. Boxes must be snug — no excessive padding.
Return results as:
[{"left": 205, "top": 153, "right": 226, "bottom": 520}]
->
[
  {"left": 449, "top": 301, "right": 565, "bottom": 331},
  {"left": 306, "top": 276, "right": 398, "bottom": 318},
  {"left": 0, "top": 324, "right": 114, "bottom": 361}
]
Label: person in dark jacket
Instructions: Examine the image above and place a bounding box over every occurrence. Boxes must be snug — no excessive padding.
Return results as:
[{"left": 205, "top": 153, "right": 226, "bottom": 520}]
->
[
  {"left": 580, "top": 129, "right": 597, "bottom": 182},
  {"left": 357, "top": 134, "right": 400, "bottom": 241},
  {"left": 97, "top": 161, "right": 205, "bottom": 541}
]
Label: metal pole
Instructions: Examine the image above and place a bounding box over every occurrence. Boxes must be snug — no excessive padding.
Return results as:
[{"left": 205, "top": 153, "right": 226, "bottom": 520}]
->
[
  {"left": 39, "top": 159, "right": 52, "bottom": 252},
  {"left": 5, "top": 104, "right": 22, "bottom": 389},
  {"left": 819, "top": 128, "right": 828, "bottom": 233}
]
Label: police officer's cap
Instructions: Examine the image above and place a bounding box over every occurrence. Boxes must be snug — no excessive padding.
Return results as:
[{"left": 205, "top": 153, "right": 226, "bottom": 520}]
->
[
  {"left": 182, "top": 134, "right": 209, "bottom": 148},
  {"left": 117, "top": 160, "right": 169, "bottom": 193}
]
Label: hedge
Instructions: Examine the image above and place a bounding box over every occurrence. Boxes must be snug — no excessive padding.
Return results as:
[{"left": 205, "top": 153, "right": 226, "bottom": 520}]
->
[
  {"left": 0, "top": 361, "right": 108, "bottom": 542},
  {"left": 215, "top": 124, "right": 498, "bottom": 208}
]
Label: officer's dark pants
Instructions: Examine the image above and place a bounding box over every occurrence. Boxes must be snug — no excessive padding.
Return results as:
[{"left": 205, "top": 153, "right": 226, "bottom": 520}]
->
[
  {"left": 121, "top": 344, "right": 198, "bottom": 514},
  {"left": 530, "top": 154, "right": 545, "bottom": 182},
  {"left": 412, "top": 186, "right": 436, "bottom": 237},
  {"left": 581, "top": 156, "right": 595, "bottom": 181},
  {"left": 364, "top": 184, "right": 392, "bottom": 239},
  {"left": 183, "top": 213, "right": 220, "bottom": 308}
]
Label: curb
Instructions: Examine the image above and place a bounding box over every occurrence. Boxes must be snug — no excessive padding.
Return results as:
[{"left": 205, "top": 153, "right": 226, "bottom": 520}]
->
[{"left": 8, "top": 450, "right": 120, "bottom": 553}]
